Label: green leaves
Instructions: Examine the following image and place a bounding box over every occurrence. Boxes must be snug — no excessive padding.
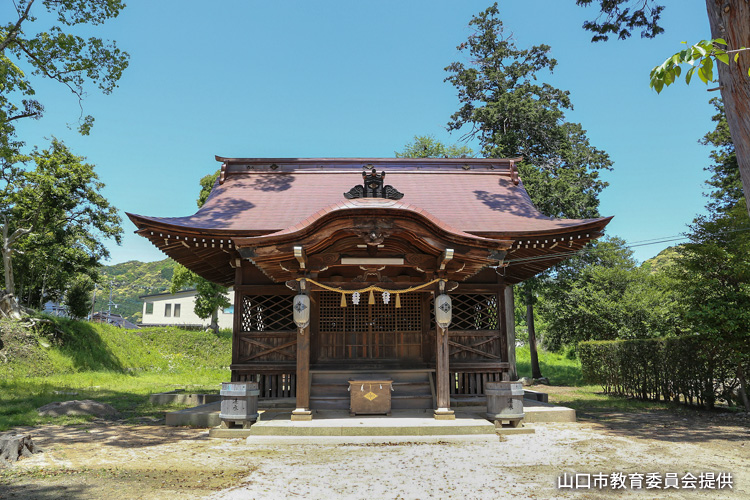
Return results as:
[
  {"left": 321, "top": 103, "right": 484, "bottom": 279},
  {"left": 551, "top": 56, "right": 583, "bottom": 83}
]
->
[
  {"left": 7, "top": 139, "right": 123, "bottom": 307},
  {"left": 396, "top": 135, "right": 473, "bottom": 159},
  {"left": 698, "top": 56, "right": 713, "bottom": 84},
  {"left": 649, "top": 38, "right": 750, "bottom": 93},
  {"left": 445, "top": 5, "right": 611, "bottom": 223},
  {"left": 0, "top": 0, "right": 129, "bottom": 170}
]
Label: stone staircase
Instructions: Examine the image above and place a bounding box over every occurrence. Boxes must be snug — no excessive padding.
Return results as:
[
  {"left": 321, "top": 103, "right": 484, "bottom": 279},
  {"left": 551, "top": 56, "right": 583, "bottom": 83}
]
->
[{"left": 309, "top": 369, "right": 434, "bottom": 411}]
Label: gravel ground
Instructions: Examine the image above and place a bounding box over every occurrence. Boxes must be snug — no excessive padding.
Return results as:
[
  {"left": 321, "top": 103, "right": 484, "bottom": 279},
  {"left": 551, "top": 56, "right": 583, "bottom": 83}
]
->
[{"left": 1, "top": 408, "right": 748, "bottom": 500}]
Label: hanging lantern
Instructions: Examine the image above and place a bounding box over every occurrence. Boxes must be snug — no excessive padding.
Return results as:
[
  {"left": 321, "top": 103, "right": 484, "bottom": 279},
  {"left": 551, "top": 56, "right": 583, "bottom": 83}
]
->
[
  {"left": 293, "top": 294, "right": 310, "bottom": 329},
  {"left": 435, "top": 293, "right": 452, "bottom": 330}
]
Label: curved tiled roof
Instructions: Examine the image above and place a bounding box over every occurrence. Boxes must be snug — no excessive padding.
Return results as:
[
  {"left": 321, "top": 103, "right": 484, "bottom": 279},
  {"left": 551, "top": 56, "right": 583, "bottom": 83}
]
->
[
  {"left": 127, "top": 158, "right": 613, "bottom": 286},
  {"left": 129, "top": 167, "right": 607, "bottom": 237}
]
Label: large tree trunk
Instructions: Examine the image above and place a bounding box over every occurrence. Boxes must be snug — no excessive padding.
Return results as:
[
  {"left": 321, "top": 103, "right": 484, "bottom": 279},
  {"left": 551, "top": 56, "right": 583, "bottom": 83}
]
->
[
  {"left": 209, "top": 307, "right": 219, "bottom": 334},
  {"left": 2, "top": 223, "right": 17, "bottom": 296},
  {"left": 738, "top": 363, "right": 750, "bottom": 412},
  {"left": 707, "top": 0, "right": 750, "bottom": 217},
  {"left": 1, "top": 221, "right": 30, "bottom": 320},
  {"left": 1, "top": 219, "right": 31, "bottom": 297},
  {"left": 524, "top": 284, "right": 543, "bottom": 379}
]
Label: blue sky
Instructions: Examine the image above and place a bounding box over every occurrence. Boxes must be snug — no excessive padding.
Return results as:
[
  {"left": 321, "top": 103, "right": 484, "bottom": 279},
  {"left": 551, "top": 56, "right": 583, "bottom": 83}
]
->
[{"left": 9, "top": 1, "right": 715, "bottom": 264}]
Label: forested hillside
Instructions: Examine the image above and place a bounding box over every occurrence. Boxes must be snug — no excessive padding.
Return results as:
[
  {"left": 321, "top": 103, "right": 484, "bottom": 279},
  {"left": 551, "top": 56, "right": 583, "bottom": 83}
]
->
[{"left": 92, "top": 259, "right": 177, "bottom": 324}]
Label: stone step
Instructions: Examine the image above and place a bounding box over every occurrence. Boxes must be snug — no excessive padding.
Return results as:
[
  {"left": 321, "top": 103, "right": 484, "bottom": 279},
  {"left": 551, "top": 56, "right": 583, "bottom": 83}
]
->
[
  {"left": 309, "top": 394, "right": 434, "bottom": 410},
  {"left": 309, "top": 369, "right": 434, "bottom": 410},
  {"left": 311, "top": 381, "right": 431, "bottom": 397}
]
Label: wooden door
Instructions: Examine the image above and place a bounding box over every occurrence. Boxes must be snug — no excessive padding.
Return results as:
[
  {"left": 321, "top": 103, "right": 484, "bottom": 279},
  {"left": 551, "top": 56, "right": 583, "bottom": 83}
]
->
[{"left": 315, "top": 291, "right": 423, "bottom": 362}]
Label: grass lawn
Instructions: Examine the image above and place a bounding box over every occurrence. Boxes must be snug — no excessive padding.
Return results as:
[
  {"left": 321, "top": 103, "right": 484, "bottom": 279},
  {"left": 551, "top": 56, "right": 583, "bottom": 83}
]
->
[
  {"left": 0, "top": 370, "right": 229, "bottom": 431},
  {"left": 0, "top": 318, "right": 231, "bottom": 431}
]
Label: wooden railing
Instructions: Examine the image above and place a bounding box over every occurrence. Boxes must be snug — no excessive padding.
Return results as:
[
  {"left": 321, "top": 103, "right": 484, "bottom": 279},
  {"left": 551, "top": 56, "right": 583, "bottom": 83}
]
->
[
  {"left": 450, "top": 371, "right": 504, "bottom": 396},
  {"left": 234, "top": 371, "right": 507, "bottom": 398},
  {"left": 233, "top": 372, "right": 296, "bottom": 399}
]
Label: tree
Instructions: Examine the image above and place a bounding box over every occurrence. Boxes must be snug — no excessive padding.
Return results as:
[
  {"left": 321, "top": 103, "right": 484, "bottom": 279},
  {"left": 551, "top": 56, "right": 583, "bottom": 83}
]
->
[
  {"left": 65, "top": 275, "right": 95, "bottom": 319},
  {"left": 1, "top": 139, "right": 122, "bottom": 309},
  {"left": 445, "top": 4, "right": 613, "bottom": 378},
  {"left": 0, "top": 0, "right": 128, "bottom": 154},
  {"left": 171, "top": 169, "right": 229, "bottom": 333},
  {"left": 670, "top": 98, "right": 750, "bottom": 411},
  {"left": 576, "top": 1, "right": 750, "bottom": 219},
  {"left": 538, "top": 237, "right": 681, "bottom": 351},
  {"left": 0, "top": 0, "right": 127, "bottom": 313},
  {"left": 395, "top": 135, "right": 473, "bottom": 158},
  {"left": 701, "top": 98, "right": 742, "bottom": 213},
  {"left": 197, "top": 170, "right": 220, "bottom": 207},
  {"left": 672, "top": 203, "right": 750, "bottom": 411}
]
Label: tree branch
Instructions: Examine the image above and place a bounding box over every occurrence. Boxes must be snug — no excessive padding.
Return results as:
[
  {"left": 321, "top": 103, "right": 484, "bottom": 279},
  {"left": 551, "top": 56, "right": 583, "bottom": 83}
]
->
[
  {"left": 14, "top": 39, "right": 84, "bottom": 101},
  {"left": 0, "top": 0, "right": 35, "bottom": 53},
  {"left": 7, "top": 227, "right": 32, "bottom": 246},
  {"left": 6, "top": 112, "right": 39, "bottom": 123}
]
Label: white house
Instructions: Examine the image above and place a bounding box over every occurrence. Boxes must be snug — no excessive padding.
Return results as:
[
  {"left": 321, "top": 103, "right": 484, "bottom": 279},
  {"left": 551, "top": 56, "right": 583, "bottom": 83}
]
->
[{"left": 140, "top": 289, "right": 235, "bottom": 330}]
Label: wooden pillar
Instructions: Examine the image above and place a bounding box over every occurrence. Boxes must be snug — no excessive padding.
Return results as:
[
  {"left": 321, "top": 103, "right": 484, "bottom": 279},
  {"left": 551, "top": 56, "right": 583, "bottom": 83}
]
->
[
  {"left": 231, "top": 265, "right": 243, "bottom": 383},
  {"left": 434, "top": 285, "right": 454, "bottom": 419},
  {"left": 291, "top": 324, "right": 312, "bottom": 420},
  {"left": 504, "top": 285, "right": 518, "bottom": 381},
  {"left": 434, "top": 325, "right": 454, "bottom": 419}
]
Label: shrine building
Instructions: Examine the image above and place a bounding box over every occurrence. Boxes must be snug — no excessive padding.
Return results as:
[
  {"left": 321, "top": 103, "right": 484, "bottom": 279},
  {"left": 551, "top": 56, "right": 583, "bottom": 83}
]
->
[{"left": 128, "top": 157, "right": 611, "bottom": 421}]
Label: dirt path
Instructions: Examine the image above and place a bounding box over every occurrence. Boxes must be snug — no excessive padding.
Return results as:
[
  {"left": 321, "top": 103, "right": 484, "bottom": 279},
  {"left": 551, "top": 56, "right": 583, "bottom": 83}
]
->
[{"left": 1, "top": 410, "right": 748, "bottom": 499}]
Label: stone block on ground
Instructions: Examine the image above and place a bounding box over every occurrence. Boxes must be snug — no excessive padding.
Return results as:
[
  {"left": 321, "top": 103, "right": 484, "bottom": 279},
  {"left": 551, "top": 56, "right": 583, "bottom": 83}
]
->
[{"left": 37, "top": 399, "right": 119, "bottom": 418}]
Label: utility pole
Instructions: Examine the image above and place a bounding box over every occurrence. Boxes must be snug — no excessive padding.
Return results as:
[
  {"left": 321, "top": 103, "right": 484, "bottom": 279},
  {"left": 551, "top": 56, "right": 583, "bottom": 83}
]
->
[
  {"left": 106, "top": 280, "right": 119, "bottom": 323},
  {"left": 90, "top": 284, "right": 98, "bottom": 320}
]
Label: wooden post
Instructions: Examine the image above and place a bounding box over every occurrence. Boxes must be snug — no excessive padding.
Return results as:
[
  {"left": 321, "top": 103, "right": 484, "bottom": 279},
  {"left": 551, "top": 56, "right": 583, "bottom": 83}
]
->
[
  {"left": 434, "top": 311, "right": 454, "bottom": 419},
  {"left": 504, "top": 285, "right": 517, "bottom": 381},
  {"left": 291, "top": 324, "right": 312, "bottom": 420},
  {"left": 231, "top": 265, "right": 243, "bottom": 382}
]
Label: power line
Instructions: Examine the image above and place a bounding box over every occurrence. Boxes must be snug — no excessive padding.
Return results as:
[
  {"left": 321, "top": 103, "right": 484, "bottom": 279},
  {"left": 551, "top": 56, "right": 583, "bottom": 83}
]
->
[{"left": 503, "top": 226, "right": 750, "bottom": 266}]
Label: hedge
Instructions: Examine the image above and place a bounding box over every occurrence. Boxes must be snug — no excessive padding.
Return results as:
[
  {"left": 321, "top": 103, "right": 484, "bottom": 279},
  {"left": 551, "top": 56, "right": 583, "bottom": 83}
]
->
[{"left": 579, "top": 337, "right": 749, "bottom": 408}]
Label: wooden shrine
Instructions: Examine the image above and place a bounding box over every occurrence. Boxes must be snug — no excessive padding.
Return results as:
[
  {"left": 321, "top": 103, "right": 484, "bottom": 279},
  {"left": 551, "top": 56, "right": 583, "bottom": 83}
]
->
[{"left": 128, "top": 157, "right": 611, "bottom": 420}]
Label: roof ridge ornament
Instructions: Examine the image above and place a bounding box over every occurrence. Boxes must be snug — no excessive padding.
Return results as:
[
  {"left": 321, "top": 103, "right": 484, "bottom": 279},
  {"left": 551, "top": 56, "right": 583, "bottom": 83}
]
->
[{"left": 344, "top": 166, "right": 404, "bottom": 200}]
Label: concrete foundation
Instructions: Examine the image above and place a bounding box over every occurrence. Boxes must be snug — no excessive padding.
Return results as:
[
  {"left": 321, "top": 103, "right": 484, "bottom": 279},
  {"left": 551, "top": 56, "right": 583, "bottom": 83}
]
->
[
  {"left": 168, "top": 396, "right": 575, "bottom": 435},
  {"left": 149, "top": 391, "right": 221, "bottom": 406}
]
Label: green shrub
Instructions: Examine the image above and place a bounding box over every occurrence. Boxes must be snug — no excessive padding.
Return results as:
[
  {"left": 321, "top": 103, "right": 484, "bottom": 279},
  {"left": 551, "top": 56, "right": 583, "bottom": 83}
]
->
[{"left": 579, "top": 336, "right": 748, "bottom": 408}]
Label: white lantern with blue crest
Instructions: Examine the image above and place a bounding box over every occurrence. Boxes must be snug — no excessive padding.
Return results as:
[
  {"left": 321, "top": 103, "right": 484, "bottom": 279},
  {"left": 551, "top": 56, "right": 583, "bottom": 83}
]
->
[
  {"left": 293, "top": 294, "right": 310, "bottom": 329},
  {"left": 435, "top": 286, "right": 452, "bottom": 331}
]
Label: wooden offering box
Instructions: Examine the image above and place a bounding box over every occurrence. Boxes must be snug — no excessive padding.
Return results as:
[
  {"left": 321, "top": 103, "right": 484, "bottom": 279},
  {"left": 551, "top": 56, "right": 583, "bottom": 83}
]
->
[{"left": 349, "top": 379, "right": 393, "bottom": 416}]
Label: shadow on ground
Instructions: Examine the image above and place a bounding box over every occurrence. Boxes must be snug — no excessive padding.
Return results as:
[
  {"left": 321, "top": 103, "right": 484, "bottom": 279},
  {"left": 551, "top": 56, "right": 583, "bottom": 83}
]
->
[
  {"left": 578, "top": 407, "right": 750, "bottom": 444},
  {"left": 9, "top": 423, "right": 207, "bottom": 450},
  {"left": 0, "top": 483, "right": 89, "bottom": 500}
]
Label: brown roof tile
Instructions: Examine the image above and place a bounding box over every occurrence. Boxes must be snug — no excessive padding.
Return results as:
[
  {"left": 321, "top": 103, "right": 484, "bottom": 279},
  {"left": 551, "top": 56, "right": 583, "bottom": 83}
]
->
[{"left": 129, "top": 165, "right": 609, "bottom": 237}]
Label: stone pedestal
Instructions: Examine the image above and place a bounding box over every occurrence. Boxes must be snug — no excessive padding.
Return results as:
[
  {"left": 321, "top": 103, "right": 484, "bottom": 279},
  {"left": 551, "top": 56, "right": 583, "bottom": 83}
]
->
[
  {"left": 434, "top": 408, "right": 455, "bottom": 420},
  {"left": 291, "top": 409, "right": 312, "bottom": 421}
]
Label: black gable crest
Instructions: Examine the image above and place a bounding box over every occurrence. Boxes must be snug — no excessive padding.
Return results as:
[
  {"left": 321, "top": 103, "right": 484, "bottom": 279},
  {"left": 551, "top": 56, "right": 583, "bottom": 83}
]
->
[{"left": 344, "top": 166, "right": 404, "bottom": 200}]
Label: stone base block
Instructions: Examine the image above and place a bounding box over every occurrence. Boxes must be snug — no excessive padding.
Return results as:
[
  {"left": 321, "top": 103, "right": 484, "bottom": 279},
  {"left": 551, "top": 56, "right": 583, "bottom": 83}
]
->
[
  {"left": 291, "top": 409, "right": 313, "bottom": 421},
  {"left": 433, "top": 409, "right": 455, "bottom": 420}
]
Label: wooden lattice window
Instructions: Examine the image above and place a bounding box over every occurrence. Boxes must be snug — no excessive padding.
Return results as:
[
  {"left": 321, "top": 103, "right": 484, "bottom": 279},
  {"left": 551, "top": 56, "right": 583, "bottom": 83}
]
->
[
  {"left": 317, "top": 291, "right": 422, "bottom": 360},
  {"left": 240, "top": 295, "right": 295, "bottom": 332},
  {"left": 432, "top": 294, "right": 498, "bottom": 331}
]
